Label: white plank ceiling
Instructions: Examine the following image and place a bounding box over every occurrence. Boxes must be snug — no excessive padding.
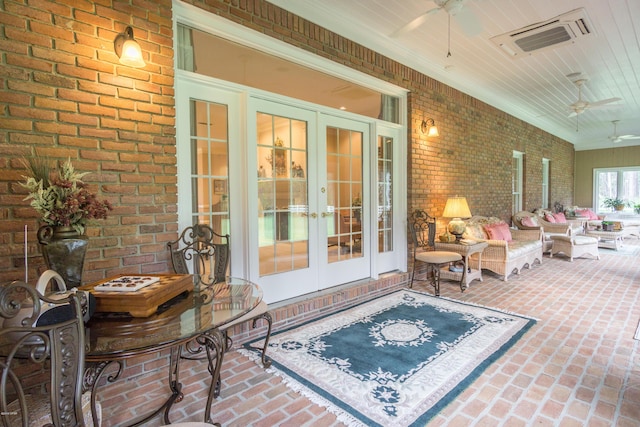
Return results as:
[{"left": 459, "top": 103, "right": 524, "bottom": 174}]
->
[{"left": 268, "top": 0, "right": 640, "bottom": 151}]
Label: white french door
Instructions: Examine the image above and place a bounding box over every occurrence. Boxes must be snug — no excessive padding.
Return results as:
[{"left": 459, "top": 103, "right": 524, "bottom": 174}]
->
[
  {"left": 247, "top": 100, "right": 373, "bottom": 301},
  {"left": 177, "top": 76, "right": 401, "bottom": 304},
  {"left": 318, "top": 115, "right": 371, "bottom": 288},
  {"left": 247, "top": 99, "right": 319, "bottom": 302}
]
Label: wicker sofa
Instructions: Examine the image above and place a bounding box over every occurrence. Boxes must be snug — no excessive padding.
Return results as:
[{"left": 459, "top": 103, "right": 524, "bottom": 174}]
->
[{"left": 463, "top": 216, "right": 543, "bottom": 281}]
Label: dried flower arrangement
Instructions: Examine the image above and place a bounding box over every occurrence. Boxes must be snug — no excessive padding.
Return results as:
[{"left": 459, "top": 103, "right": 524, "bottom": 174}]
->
[{"left": 21, "top": 157, "right": 112, "bottom": 234}]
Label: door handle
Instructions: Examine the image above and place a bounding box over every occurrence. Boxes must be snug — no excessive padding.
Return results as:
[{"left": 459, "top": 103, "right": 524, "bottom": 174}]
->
[{"left": 321, "top": 212, "right": 332, "bottom": 218}]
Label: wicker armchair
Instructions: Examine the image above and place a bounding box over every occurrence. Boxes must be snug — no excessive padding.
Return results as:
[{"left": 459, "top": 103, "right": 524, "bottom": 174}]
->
[
  {"left": 463, "top": 216, "right": 543, "bottom": 281},
  {"left": 512, "top": 211, "right": 573, "bottom": 234},
  {"left": 512, "top": 211, "right": 575, "bottom": 253}
]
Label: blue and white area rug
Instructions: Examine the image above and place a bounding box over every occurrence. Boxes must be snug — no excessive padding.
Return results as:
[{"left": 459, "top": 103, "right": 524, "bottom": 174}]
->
[{"left": 242, "top": 290, "right": 536, "bottom": 427}]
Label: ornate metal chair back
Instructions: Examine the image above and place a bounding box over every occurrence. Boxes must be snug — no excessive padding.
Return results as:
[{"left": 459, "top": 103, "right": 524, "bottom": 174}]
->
[
  {"left": 0, "top": 281, "right": 86, "bottom": 427},
  {"left": 409, "top": 209, "right": 436, "bottom": 255},
  {"left": 167, "top": 223, "right": 230, "bottom": 286}
]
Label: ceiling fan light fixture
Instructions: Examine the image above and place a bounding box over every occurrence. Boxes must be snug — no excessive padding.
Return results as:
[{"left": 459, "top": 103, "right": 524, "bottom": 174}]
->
[
  {"left": 441, "top": 0, "right": 464, "bottom": 15},
  {"left": 608, "top": 120, "right": 640, "bottom": 143}
]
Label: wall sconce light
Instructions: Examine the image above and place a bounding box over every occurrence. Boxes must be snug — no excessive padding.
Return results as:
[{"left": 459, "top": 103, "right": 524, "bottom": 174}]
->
[
  {"left": 114, "top": 26, "right": 146, "bottom": 68},
  {"left": 421, "top": 118, "right": 439, "bottom": 137}
]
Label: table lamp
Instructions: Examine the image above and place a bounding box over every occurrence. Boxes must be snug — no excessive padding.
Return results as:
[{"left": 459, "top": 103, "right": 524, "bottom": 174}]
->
[{"left": 442, "top": 196, "right": 472, "bottom": 242}]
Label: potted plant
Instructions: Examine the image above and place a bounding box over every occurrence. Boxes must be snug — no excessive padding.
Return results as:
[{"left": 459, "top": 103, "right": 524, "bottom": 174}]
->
[
  {"left": 603, "top": 197, "right": 630, "bottom": 212},
  {"left": 601, "top": 221, "right": 615, "bottom": 231},
  {"left": 635, "top": 203, "right": 640, "bottom": 215},
  {"left": 21, "top": 157, "right": 112, "bottom": 287}
]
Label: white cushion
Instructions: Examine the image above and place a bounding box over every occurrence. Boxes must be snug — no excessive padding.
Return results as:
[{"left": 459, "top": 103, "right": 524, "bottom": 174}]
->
[{"left": 416, "top": 251, "right": 462, "bottom": 264}]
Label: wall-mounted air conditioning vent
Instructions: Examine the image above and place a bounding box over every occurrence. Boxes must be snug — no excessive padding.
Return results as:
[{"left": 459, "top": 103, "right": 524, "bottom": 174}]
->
[{"left": 490, "top": 8, "right": 594, "bottom": 58}]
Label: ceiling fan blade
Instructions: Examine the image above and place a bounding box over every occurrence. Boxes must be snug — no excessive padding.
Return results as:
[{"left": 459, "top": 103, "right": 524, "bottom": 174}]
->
[
  {"left": 587, "top": 97, "right": 622, "bottom": 108},
  {"left": 619, "top": 135, "right": 640, "bottom": 140},
  {"left": 453, "top": 6, "right": 482, "bottom": 36},
  {"left": 390, "top": 7, "right": 441, "bottom": 38},
  {"left": 568, "top": 111, "right": 578, "bottom": 118}
]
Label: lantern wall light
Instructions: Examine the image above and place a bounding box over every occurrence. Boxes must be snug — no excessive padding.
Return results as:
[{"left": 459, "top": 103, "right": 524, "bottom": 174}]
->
[
  {"left": 114, "top": 26, "right": 146, "bottom": 68},
  {"left": 421, "top": 118, "right": 439, "bottom": 137}
]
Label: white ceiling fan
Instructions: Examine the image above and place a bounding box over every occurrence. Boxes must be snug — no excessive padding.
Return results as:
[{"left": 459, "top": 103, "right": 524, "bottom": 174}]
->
[
  {"left": 568, "top": 78, "right": 621, "bottom": 117},
  {"left": 390, "top": 0, "right": 482, "bottom": 39},
  {"left": 608, "top": 120, "right": 640, "bottom": 143}
]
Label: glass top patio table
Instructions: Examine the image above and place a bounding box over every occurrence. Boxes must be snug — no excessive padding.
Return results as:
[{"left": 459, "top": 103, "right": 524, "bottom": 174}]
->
[{"left": 84, "top": 275, "right": 262, "bottom": 360}]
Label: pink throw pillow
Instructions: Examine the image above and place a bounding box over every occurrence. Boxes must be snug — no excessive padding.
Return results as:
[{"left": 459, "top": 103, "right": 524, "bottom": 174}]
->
[
  {"left": 483, "top": 223, "right": 512, "bottom": 241},
  {"left": 521, "top": 216, "right": 538, "bottom": 227},
  {"left": 575, "top": 209, "right": 588, "bottom": 217},
  {"left": 552, "top": 212, "right": 567, "bottom": 223},
  {"left": 586, "top": 209, "right": 599, "bottom": 220},
  {"left": 544, "top": 213, "right": 556, "bottom": 223}
]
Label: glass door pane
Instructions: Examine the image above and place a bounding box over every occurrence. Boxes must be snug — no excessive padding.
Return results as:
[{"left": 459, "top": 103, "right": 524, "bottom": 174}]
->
[
  {"left": 190, "top": 99, "right": 230, "bottom": 236},
  {"left": 377, "top": 135, "right": 393, "bottom": 253},
  {"left": 326, "top": 126, "right": 363, "bottom": 262},
  {"left": 257, "top": 113, "right": 309, "bottom": 276},
  {"left": 187, "top": 99, "right": 230, "bottom": 278}
]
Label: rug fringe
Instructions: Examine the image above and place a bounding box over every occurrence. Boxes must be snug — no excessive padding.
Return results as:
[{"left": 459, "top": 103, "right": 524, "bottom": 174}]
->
[{"left": 238, "top": 348, "right": 368, "bottom": 427}]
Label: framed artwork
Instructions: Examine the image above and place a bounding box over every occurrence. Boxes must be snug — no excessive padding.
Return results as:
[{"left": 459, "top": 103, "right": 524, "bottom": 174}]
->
[{"left": 214, "top": 179, "right": 227, "bottom": 194}]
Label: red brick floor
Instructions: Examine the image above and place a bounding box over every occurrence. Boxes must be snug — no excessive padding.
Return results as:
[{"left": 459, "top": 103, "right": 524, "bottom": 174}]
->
[{"left": 99, "top": 239, "right": 640, "bottom": 426}]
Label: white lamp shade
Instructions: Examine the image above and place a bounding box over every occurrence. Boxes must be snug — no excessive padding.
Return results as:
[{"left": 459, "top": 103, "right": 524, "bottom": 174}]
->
[{"left": 442, "top": 197, "right": 472, "bottom": 219}]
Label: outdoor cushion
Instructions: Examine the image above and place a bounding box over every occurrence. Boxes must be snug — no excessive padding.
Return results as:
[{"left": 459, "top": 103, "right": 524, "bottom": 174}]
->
[
  {"left": 465, "top": 223, "right": 486, "bottom": 240},
  {"left": 507, "top": 240, "right": 542, "bottom": 258},
  {"left": 552, "top": 212, "right": 567, "bottom": 223},
  {"left": 521, "top": 216, "right": 538, "bottom": 227},
  {"left": 484, "top": 222, "right": 513, "bottom": 241},
  {"left": 416, "top": 251, "right": 462, "bottom": 264},
  {"left": 576, "top": 208, "right": 599, "bottom": 220}
]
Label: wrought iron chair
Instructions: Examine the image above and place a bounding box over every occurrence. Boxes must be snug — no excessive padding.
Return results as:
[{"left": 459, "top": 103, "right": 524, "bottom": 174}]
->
[
  {"left": 409, "top": 209, "right": 463, "bottom": 296},
  {"left": 167, "top": 224, "right": 272, "bottom": 365},
  {"left": 168, "top": 223, "right": 231, "bottom": 286},
  {"left": 0, "top": 281, "right": 100, "bottom": 426}
]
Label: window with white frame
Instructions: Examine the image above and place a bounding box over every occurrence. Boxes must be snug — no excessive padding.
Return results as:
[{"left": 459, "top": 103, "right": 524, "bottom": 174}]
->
[
  {"left": 542, "top": 158, "right": 549, "bottom": 209},
  {"left": 512, "top": 151, "right": 523, "bottom": 214},
  {"left": 594, "top": 167, "right": 640, "bottom": 213}
]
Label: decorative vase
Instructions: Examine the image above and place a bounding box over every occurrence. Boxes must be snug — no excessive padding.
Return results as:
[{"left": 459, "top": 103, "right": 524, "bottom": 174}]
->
[
  {"left": 439, "top": 229, "right": 456, "bottom": 242},
  {"left": 37, "top": 225, "right": 89, "bottom": 289}
]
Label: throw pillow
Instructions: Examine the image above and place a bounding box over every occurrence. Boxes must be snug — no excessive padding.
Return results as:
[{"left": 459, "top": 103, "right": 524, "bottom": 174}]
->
[
  {"left": 552, "top": 212, "right": 567, "bottom": 223},
  {"left": 575, "top": 208, "right": 588, "bottom": 217},
  {"left": 576, "top": 208, "right": 599, "bottom": 220},
  {"left": 587, "top": 209, "right": 599, "bottom": 220},
  {"left": 544, "top": 213, "right": 556, "bottom": 223},
  {"left": 483, "top": 222, "right": 512, "bottom": 241},
  {"left": 521, "top": 216, "right": 538, "bottom": 227}
]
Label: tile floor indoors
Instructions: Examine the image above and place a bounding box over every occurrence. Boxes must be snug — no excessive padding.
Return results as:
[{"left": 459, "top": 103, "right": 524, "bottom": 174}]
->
[{"left": 98, "top": 238, "right": 640, "bottom": 427}]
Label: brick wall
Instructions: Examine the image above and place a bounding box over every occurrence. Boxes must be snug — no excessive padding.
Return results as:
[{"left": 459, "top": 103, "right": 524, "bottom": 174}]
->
[
  {"left": 0, "top": 0, "right": 576, "bottom": 422},
  {"left": 0, "top": 0, "right": 175, "bottom": 283},
  {"left": 0, "top": 0, "right": 574, "bottom": 283}
]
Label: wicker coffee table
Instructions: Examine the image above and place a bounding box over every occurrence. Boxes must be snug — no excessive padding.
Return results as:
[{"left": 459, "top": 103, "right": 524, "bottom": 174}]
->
[{"left": 584, "top": 229, "right": 625, "bottom": 250}]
